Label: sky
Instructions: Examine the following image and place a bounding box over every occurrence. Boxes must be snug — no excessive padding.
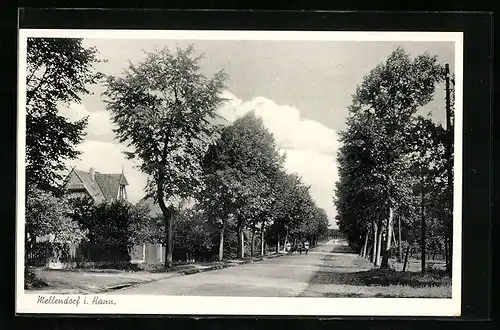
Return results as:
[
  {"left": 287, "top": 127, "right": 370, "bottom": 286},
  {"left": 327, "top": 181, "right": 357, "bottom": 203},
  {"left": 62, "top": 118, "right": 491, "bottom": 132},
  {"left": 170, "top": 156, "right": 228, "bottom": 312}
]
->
[{"left": 58, "top": 38, "right": 455, "bottom": 228}]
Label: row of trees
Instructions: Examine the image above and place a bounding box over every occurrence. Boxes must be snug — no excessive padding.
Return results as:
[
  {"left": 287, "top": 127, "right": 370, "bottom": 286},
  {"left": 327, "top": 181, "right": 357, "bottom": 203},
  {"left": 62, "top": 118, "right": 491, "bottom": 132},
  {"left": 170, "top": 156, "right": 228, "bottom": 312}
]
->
[
  {"left": 125, "top": 112, "right": 330, "bottom": 262},
  {"left": 334, "top": 48, "right": 454, "bottom": 274},
  {"left": 24, "top": 38, "right": 330, "bottom": 267}
]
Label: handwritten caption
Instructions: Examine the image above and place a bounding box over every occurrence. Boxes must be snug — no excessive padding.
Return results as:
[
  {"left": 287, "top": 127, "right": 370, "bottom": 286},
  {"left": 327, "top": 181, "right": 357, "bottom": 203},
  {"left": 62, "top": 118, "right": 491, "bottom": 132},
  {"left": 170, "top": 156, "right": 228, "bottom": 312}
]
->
[{"left": 37, "top": 295, "right": 116, "bottom": 306}]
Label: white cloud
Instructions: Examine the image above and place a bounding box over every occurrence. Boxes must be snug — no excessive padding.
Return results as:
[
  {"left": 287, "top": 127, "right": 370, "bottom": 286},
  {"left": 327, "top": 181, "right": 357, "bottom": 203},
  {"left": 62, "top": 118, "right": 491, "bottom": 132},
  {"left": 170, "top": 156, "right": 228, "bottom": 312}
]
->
[
  {"left": 59, "top": 93, "right": 341, "bottom": 228},
  {"left": 58, "top": 103, "right": 116, "bottom": 142},
  {"left": 219, "top": 91, "right": 340, "bottom": 153},
  {"left": 218, "top": 91, "right": 340, "bottom": 227}
]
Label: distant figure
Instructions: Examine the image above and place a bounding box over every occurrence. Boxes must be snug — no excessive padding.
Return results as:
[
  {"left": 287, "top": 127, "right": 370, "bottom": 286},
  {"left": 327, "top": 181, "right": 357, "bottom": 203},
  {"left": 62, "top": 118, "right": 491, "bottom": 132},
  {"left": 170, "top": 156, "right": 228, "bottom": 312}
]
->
[
  {"left": 286, "top": 242, "right": 292, "bottom": 255},
  {"left": 297, "top": 241, "right": 304, "bottom": 255},
  {"left": 304, "top": 241, "right": 310, "bottom": 255}
]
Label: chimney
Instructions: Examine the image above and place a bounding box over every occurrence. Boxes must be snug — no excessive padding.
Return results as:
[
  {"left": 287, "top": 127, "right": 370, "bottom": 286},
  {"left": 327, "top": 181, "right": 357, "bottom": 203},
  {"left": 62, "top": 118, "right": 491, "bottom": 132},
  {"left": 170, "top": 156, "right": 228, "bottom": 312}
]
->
[{"left": 89, "top": 167, "right": 95, "bottom": 181}]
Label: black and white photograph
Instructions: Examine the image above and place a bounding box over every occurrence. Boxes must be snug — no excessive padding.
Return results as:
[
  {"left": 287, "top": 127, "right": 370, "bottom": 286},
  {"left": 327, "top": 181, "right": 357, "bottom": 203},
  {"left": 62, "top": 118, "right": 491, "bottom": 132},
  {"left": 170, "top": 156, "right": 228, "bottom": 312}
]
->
[{"left": 16, "top": 29, "right": 463, "bottom": 316}]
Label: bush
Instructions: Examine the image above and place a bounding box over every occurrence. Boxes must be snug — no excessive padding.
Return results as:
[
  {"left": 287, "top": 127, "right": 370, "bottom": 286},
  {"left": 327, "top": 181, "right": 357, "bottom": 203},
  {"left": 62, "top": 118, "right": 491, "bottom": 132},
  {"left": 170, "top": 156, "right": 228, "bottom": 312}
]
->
[{"left": 24, "top": 267, "right": 47, "bottom": 289}]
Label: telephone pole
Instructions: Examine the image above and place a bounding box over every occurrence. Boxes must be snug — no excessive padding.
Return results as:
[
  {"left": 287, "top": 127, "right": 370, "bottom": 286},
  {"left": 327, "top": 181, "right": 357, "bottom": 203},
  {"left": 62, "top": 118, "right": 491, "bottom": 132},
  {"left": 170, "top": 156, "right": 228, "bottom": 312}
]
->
[
  {"left": 444, "top": 63, "right": 453, "bottom": 274},
  {"left": 420, "top": 166, "right": 426, "bottom": 273}
]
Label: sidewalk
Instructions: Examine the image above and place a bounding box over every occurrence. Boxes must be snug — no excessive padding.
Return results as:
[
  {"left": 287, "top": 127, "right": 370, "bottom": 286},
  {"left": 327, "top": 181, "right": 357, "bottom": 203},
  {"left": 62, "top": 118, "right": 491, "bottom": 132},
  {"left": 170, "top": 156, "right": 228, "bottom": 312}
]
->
[{"left": 27, "top": 252, "right": 285, "bottom": 294}]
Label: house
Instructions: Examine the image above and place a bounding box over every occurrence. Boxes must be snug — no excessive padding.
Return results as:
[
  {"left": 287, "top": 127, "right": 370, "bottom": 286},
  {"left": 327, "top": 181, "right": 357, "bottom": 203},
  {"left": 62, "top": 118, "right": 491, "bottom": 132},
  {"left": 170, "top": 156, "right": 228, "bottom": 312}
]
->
[{"left": 64, "top": 167, "right": 129, "bottom": 203}]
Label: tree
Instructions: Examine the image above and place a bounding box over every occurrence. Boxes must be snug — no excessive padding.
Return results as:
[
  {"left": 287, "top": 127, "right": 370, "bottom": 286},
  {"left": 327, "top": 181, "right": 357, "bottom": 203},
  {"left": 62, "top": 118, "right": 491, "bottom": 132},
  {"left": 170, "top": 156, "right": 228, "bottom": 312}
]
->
[
  {"left": 25, "top": 187, "right": 88, "bottom": 266},
  {"left": 341, "top": 47, "right": 444, "bottom": 269},
  {"left": 406, "top": 115, "right": 449, "bottom": 272},
  {"left": 70, "top": 197, "right": 151, "bottom": 262},
  {"left": 200, "top": 112, "right": 285, "bottom": 259},
  {"left": 104, "top": 45, "right": 228, "bottom": 267},
  {"left": 25, "top": 38, "right": 103, "bottom": 191},
  {"left": 26, "top": 187, "right": 88, "bottom": 245},
  {"left": 172, "top": 206, "right": 218, "bottom": 262}
]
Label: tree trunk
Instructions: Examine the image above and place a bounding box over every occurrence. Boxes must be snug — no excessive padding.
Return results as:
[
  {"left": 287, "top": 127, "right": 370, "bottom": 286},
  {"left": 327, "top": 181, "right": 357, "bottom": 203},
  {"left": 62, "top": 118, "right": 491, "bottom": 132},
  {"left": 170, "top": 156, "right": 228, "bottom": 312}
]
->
[
  {"left": 381, "top": 205, "right": 394, "bottom": 269},
  {"left": 277, "top": 232, "right": 280, "bottom": 253},
  {"left": 371, "top": 221, "right": 378, "bottom": 263},
  {"left": 361, "top": 232, "right": 369, "bottom": 258},
  {"left": 251, "top": 222, "right": 256, "bottom": 257},
  {"left": 367, "top": 244, "right": 373, "bottom": 260},
  {"left": 237, "top": 218, "right": 244, "bottom": 259},
  {"left": 402, "top": 242, "right": 411, "bottom": 272},
  {"left": 167, "top": 213, "right": 174, "bottom": 267},
  {"left": 157, "top": 192, "right": 173, "bottom": 268},
  {"left": 420, "top": 170, "right": 426, "bottom": 273},
  {"left": 260, "top": 223, "right": 265, "bottom": 256},
  {"left": 218, "top": 220, "right": 225, "bottom": 262},
  {"left": 398, "top": 214, "right": 402, "bottom": 262},
  {"left": 375, "top": 220, "right": 383, "bottom": 267},
  {"left": 284, "top": 227, "right": 289, "bottom": 249}
]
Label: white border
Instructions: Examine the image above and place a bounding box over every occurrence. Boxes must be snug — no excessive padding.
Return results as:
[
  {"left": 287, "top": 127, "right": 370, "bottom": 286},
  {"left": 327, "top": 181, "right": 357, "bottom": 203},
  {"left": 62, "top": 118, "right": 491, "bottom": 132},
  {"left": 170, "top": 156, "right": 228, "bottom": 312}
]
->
[{"left": 16, "top": 29, "right": 463, "bottom": 316}]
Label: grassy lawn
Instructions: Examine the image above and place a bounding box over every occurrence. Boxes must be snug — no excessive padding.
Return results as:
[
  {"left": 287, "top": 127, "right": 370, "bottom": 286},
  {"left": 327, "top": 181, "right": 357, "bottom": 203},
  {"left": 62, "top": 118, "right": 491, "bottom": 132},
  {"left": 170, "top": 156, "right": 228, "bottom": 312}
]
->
[{"left": 302, "top": 252, "right": 452, "bottom": 298}]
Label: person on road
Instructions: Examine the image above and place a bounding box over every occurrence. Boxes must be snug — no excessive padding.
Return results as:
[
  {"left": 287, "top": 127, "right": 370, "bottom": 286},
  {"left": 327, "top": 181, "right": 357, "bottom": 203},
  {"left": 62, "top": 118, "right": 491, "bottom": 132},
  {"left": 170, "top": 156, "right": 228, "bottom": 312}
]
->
[
  {"left": 286, "top": 242, "right": 292, "bottom": 255},
  {"left": 297, "top": 241, "right": 304, "bottom": 255},
  {"left": 304, "top": 241, "right": 310, "bottom": 255}
]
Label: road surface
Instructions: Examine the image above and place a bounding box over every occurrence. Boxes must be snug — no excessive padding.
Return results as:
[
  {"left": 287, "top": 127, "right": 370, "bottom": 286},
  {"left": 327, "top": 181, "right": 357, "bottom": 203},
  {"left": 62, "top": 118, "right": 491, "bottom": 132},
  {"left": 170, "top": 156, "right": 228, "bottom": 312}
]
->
[{"left": 112, "top": 239, "right": 372, "bottom": 297}]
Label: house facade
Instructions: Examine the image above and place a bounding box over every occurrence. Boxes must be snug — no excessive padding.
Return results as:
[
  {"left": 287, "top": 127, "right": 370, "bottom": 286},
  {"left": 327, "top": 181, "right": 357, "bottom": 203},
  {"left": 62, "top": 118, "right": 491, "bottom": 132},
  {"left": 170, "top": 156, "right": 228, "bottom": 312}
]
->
[
  {"left": 62, "top": 167, "right": 167, "bottom": 266},
  {"left": 64, "top": 167, "right": 129, "bottom": 203}
]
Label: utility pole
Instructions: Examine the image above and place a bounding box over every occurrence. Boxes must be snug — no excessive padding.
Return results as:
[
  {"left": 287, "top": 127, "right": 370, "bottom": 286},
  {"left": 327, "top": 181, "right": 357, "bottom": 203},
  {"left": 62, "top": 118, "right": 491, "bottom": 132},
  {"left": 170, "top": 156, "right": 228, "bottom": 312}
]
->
[
  {"left": 444, "top": 63, "right": 453, "bottom": 274},
  {"left": 420, "top": 166, "right": 426, "bottom": 273}
]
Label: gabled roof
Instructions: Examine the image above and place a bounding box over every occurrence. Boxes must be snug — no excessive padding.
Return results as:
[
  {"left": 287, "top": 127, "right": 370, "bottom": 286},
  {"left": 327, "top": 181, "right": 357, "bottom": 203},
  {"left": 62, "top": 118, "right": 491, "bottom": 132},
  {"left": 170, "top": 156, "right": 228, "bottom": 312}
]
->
[
  {"left": 94, "top": 173, "right": 128, "bottom": 201},
  {"left": 65, "top": 168, "right": 129, "bottom": 203},
  {"left": 71, "top": 169, "right": 106, "bottom": 203}
]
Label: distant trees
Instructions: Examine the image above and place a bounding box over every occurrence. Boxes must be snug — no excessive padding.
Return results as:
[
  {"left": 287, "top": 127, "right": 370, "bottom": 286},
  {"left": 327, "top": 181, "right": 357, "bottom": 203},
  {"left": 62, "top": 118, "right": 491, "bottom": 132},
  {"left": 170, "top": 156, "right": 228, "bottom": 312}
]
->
[
  {"left": 335, "top": 47, "right": 454, "bottom": 274},
  {"left": 199, "top": 112, "right": 285, "bottom": 260}
]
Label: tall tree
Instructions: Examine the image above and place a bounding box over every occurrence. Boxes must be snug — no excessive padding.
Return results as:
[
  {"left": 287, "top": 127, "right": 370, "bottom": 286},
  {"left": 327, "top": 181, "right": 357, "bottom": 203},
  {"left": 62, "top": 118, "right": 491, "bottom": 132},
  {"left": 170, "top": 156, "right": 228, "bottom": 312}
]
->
[
  {"left": 25, "top": 38, "right": 103, "bottom": 191},
  {"left": 200, "top": 111, "right": 285, "bottom": 259},
  {"left": 346, "top": 47, "right": 444, "bottom": 269},
  {"left": 104, "top": 45, "right": 228, "bottom": 267}
]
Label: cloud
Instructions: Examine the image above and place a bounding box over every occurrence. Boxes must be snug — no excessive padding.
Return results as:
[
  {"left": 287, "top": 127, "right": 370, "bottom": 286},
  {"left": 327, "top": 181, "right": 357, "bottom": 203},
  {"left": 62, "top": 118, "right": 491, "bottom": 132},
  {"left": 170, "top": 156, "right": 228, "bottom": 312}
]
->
[
  {"left": 59, "top": 93, "right": 341, "bottom": 228},
  {"left": 58, "top": 103, "right": 116, "bottom": 142},
  {"left": 218, "top": 91, "right": 340, "bottom": 227},
  {"left": 219, "top": 91, "right": 340, "bottom": 153}
]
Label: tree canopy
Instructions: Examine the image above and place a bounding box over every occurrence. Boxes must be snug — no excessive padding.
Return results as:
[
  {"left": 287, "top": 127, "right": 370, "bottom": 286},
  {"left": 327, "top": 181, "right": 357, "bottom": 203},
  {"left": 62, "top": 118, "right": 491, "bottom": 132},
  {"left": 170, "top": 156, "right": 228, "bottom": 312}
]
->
[
  {"left": 104, "top": 45, "right": 228, "bottom": 267},
  {"left": 25, "top": 38, "right": 103, "bottom": 191},
  {"left": 335, "top": 47, "right": 453, "bottom": 272}
]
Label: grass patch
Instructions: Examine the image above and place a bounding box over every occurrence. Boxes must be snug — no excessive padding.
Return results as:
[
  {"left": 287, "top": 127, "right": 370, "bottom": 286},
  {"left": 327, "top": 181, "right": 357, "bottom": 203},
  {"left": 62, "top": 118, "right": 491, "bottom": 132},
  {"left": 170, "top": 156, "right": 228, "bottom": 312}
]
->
[
  {"left": 320, "top": 284, "right": 451, "bottom": 298},
  {"left": 311, "top": 267, "right": 450, "bottom": 288}
]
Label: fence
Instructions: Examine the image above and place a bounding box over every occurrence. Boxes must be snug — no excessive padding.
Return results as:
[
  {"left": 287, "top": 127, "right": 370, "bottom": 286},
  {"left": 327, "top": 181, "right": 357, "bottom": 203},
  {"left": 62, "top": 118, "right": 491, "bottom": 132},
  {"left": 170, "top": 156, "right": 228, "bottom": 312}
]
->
[{"left": 26, "top": 242, "right": 166, "bottom": 269}]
